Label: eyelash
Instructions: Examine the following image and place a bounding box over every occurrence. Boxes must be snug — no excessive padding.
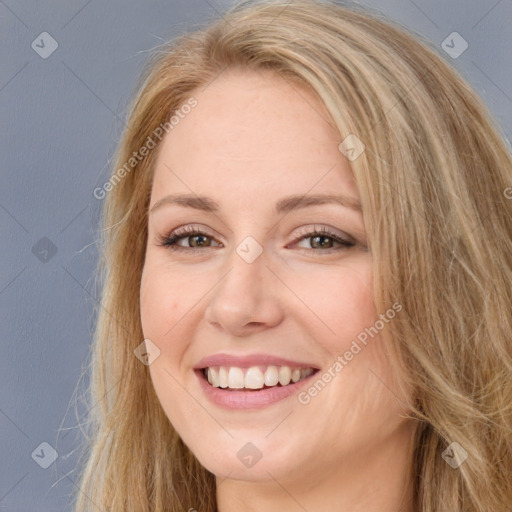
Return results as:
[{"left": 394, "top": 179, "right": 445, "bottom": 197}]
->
[{"left": 156, "top": 224, "right": 356, "bottom": 255}]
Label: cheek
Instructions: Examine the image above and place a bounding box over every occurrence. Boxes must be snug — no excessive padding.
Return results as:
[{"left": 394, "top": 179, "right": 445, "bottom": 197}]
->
[
  {"left": 140, "top": 266, "right": 190, "bottom": 416},
  {"left": 339, "top": 269, "right": 376, "bottom": 337},
  {"left": 140, "top": 263, "right": 181, "bottom": 344},
  {"left": 299, "top": 258, "right": 376, "bottom": 342}
]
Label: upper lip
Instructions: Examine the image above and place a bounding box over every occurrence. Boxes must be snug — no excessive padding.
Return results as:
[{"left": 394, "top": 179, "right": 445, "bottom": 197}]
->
[{"left": 193, "top": 353, "right": 321, "bottom": 370}]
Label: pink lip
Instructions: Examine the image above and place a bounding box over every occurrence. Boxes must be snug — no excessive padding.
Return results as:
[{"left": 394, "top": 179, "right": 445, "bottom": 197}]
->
[
  {"left": 193, "top": 353, "right": 319, "bottom": 370},
  {"left": 194, "top": 368, "right": 319, "bottom": 409}
]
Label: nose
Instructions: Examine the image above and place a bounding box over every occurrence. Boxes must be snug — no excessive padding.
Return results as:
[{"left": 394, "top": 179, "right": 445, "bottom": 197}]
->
[{"left": 204, "top": 246, "right": 284, "bottom": 337}]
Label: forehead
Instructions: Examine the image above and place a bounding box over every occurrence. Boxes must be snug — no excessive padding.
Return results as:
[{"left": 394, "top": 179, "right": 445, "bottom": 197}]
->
[{"left": 152, "top": 69, "right": 359, "bottom": 202}]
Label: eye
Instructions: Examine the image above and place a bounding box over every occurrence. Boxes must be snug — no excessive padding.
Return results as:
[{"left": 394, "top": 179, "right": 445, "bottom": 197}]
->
[
  {"left": 156, "top": 224, "right": 357, "bottom": 254},
  {"left": 157, "top": 225, "right": 222, "bottom": 251},
  {"left": 290, "top": 225, "right": 356, "bottom": 255}
]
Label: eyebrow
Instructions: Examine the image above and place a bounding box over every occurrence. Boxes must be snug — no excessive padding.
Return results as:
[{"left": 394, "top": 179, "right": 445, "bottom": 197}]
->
[{"left": 149, "top": 193, "right": 362, "bottom": 215}]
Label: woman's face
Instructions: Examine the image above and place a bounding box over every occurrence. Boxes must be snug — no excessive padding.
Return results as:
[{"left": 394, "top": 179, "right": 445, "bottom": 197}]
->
[{"left": 140, "top": 69, "right": 413, "bottom": 486}]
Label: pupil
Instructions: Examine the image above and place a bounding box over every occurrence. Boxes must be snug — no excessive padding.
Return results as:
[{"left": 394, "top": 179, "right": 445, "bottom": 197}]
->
[
  {"left": 312, "top": 235, "right": 331, "bottom": 248},
  {"left": 191, "top": 235, "right": 208, "bottom": 247}
]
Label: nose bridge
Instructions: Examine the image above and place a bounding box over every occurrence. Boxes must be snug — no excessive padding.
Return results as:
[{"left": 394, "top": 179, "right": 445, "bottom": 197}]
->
[
  {"left": 204, "top": 238, "right": 283, "bottom": 333},
  {"left": 216, "top": 238, "right": 267, "bottom": 306}
]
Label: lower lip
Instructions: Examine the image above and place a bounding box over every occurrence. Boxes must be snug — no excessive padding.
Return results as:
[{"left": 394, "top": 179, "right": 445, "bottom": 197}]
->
[{"left": 195, "top": 369, "right": 318, "bottom": 409}]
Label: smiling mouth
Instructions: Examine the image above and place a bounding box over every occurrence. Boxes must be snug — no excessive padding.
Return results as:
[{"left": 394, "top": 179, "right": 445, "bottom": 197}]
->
[{"left": 200, "top": 365, "right": 319, "bottom": 391}]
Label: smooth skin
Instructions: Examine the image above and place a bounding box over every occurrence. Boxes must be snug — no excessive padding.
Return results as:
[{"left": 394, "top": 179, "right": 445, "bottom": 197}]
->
[{"left": 140, "top": 68, "right": 417, "bottom": 512}]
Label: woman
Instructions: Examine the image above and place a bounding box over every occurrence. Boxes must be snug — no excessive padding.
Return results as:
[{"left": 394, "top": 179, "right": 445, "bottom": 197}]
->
[{"left": 73, "top": 1, "right": 512, "bottom": 510}]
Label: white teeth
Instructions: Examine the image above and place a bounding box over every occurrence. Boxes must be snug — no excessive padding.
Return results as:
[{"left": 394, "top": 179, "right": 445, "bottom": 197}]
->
[
  {"left": 207, "top": 367, "right": 219, "bottom": 387},
  {"left": 228, "top": 367, "right": 245, "bottom": 389},
  {"left": 218, "top": 366, "right": 229, "bottom": 388},
  {"left": 204, "top": 365, "right": 316, "bottom": 390},
  {"left": 245, "top": 367, "right": 265, "bottom": 389},
  {"left": 278, "top": 366, "right": 292, "bottom": 386},
  {"left": 264, "top": 365, "right": 279, "bottom": 386}
]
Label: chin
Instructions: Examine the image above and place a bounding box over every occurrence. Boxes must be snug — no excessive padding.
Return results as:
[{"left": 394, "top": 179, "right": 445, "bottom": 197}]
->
[{"left": 190, "top": 434, "right": 306, "bottom": 482}]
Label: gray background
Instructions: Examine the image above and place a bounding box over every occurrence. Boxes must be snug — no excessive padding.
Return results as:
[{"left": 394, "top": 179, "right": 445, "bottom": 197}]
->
[{"left": 1, "top": 0, "right": 511, "bottom": 510}]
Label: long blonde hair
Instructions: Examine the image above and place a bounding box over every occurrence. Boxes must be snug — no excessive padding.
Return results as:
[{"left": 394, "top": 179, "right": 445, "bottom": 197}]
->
[{"left": 71, "top": 1, "right": 512, "bottom": 510}]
